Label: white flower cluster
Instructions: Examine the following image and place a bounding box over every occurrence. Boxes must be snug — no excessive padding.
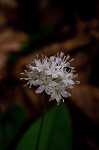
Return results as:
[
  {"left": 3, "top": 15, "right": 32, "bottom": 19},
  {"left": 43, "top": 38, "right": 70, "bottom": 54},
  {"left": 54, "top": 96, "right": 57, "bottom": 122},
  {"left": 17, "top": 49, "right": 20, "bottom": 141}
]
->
[{"left": 20, "top": 52, "right": 79, "bottom": 105}]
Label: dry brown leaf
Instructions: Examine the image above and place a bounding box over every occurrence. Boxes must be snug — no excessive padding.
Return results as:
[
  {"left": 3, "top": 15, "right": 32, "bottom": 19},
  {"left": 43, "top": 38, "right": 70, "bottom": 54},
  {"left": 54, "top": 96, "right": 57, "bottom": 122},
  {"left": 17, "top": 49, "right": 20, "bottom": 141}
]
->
[
  {"left": 0, "top": 29, "right": 28, "bottom": 52},
  {"left": 14, "top": 35, "right": 92, "bottom": 79},
  {"left": 71, "top": 85, "right": 99, "bottom": 124}
]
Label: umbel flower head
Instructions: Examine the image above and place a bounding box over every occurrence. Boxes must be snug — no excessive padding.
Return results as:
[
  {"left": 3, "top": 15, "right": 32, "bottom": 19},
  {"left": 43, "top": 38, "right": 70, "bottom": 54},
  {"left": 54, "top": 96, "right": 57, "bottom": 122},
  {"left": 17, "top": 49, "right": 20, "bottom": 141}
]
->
[{"left": 20, "top": 52, "right": 79, "bottom": 105}]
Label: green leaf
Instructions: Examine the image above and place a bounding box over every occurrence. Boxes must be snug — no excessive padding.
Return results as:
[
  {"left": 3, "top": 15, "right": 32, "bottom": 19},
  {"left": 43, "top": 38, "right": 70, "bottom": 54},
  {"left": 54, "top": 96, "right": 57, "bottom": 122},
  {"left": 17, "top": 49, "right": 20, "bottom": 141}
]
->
[
  {"left": 0, "top": 105, "right": 26, "bottom": 150},
  {"left": 16, "top": 103, "right": 72, "bottom": 150}
]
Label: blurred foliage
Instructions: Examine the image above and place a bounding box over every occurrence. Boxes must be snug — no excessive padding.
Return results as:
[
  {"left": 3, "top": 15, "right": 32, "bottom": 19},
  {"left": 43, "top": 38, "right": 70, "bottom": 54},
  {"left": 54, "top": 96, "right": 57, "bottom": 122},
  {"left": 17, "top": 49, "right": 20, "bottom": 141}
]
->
[
  {"left": 16, "top": 103, "right": 72, "bottom": 150},
  {"left": 0, "top": 105, "right": 26, "bottom": 150},
  {"left": 9, "top": 25, "right": 54, "bottom": 64}
]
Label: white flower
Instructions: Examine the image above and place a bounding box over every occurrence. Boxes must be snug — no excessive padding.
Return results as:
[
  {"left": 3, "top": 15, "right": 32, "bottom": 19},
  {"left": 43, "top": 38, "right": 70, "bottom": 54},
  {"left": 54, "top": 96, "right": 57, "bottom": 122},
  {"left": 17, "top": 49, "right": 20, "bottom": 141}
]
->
[
  {"left": 32, "top": 56, "right": 49, "bottom": 72},
  {"left": 49, "top": 84, "right": 71, "bottom": 105},
  {"left": 45, "top": 61, "right": 62, "bottom": 78},
  {"left": 20, "top": 70, "right": 39, "bottom": 88},
  {"left": 35, "top": 72, "right": 58, "bottom": 94},
  {"left": 60, "top": 71, "right": 75, "bottom": 88},
  {"left": 20, "top": 52, "right": 79, "bottom": 104}
]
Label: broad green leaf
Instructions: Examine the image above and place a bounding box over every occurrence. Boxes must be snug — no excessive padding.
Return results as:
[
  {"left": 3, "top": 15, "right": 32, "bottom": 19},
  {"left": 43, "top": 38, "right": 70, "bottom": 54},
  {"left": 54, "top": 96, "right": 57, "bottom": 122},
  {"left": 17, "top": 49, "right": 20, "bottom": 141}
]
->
[
  {"left": 0, "top": 105, "right": 26, "bottom": 150},
  {"left": 16, "top": 103, "right": 72, "bottom": 150}
]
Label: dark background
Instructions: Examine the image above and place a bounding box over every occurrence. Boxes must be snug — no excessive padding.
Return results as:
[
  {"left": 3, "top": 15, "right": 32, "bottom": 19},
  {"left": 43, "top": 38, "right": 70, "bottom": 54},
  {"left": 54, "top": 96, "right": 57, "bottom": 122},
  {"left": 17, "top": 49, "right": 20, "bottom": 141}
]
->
[{"left": 0, "top": 0, "right": 99, "bottom": 149}]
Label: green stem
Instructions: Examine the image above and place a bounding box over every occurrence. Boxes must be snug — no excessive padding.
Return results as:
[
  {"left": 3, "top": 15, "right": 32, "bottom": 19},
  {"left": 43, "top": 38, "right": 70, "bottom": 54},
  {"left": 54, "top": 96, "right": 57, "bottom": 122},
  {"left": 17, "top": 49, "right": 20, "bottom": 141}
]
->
[{"left": 35, "top": 95, "right": 48, "bottom": 150}]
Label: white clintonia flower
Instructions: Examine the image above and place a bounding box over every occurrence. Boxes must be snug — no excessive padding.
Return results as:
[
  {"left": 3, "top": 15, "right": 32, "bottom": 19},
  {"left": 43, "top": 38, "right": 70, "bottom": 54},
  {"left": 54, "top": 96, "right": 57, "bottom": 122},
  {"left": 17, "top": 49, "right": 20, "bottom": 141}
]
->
[{"left": 20, "top": 52, "right": 79, "bottom": 105}]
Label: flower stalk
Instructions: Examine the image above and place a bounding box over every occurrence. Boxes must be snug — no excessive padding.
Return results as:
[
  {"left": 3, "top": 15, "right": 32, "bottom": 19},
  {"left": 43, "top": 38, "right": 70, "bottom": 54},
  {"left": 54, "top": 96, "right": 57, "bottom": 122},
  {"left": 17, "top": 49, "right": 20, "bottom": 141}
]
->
[{"left": 35, "top": 95, "right": 48, "bottom": 150}]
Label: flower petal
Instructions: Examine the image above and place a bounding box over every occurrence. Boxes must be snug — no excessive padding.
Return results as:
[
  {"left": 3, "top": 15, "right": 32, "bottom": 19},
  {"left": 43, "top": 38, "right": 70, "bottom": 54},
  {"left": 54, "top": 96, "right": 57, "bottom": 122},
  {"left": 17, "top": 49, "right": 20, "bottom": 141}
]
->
[
  {"left": 45, "top": 86, "right": 52, "bottom": 95},
  {"left": 35, "top": 85, "right": 45, "bottom": 93},
  {"left": 60, "top": 90, "right": 71, "bottom": 98}
]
